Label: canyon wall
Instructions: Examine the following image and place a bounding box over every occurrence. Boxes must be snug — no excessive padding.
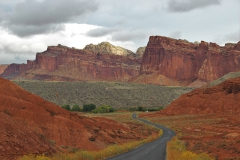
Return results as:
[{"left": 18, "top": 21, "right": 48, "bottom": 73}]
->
[
  {"left": 133, "top": 36, "right": 240, "bottom": 86},
  {"left": 1, "top": 44, "right": 142, "bottom": 81},
  {"left": 1, "top": 37, "right": 240, "bottom": 86}
]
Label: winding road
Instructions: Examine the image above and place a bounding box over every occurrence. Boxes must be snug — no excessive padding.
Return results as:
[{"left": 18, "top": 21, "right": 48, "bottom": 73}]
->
[{"left": 107, "top": 113, "right": 175, "bottom": 160}]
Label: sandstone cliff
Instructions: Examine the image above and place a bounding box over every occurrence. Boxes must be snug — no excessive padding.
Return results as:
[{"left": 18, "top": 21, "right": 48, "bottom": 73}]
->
[
  {"left": 1, "top": 43, "right": 142, "bottom": 81},
  {"left": 133, "top": 36, "right": 240, "bottom": 86},
  {"left": 1, "top": 37, "right": 240, "bottom": 86}
]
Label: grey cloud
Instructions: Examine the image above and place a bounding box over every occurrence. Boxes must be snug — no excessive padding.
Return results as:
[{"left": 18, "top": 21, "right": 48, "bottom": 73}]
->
[
  {"left": 8, "top": 24, "right": 64, "bottom": 37},
  {"left": 111, "top": 30, "right": 147, "bottom": 42},
  {"left": 168, "top": 0, "right": 221, "bottom": 12},
  {"left": 4, "top": 0, "right": 98, "bottom": 36},
  {"left": 86, "top": 27, "right": 117, "bottom": 37}
]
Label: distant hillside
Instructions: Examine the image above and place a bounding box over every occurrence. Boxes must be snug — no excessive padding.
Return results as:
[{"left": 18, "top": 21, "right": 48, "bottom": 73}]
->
[
  {"left": 208, "top": 71, "right": 240, "bottom": 87},
  {"left": 13, "top": 81, "right": 194, "bottom": 108},
  {"left": 153, "top": 77, "right": 240, "bottom": 115}
]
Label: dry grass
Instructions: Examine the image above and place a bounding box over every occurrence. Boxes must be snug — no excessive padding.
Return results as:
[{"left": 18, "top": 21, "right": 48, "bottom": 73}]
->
[
  {"left": 20, "top": 112, "right": 163, "bottom": 160},
  {"left": 20, "top": 129, "right": 163, "bottom": 160},
  {"left": 167, "top": 137, "right": 214, "bottom": 160}
]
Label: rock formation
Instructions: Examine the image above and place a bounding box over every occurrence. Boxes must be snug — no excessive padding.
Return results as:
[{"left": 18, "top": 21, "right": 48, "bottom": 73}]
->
[
  {"left": 84, "top": 42, "right": 134, "bottom": 56},
  {"left": 159, "top": 77, "right": 240, "bottom": 115},
  {"left": 1, "top": 37, "right": 240, "bottom": 86},
  {"left": 1, "top": 43, "right": 142, "bottom": 81},
  {"left": 136, "top": 46, "right": 146, "bottom": 57},
  {"left": 134, "top": 36, "right": 240, "bottom": 86}
]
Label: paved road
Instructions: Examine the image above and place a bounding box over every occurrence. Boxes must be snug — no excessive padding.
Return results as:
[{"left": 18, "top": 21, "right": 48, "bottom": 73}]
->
[{"left": 107, "top": 113, "right": 175, "bottom": 160}]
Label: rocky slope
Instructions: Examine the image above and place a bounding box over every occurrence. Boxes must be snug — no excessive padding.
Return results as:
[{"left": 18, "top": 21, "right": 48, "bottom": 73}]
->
[
  {"left": 0, "top": 77, "right": 154, "bottom": 159},
  {"left": 1, "top": 43, "right": 142, "bottom": 81},
  {"left": 133, "top": 36, "right": 240, "bottom": 86},
  {"left": 148, "top": 77, "right": 240, "bottom": 115}
]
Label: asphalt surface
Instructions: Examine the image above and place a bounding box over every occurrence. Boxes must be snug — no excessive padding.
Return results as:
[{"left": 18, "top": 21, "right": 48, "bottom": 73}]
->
[{"left": 107, "top": 113, "right": 175, "bottom": 160}]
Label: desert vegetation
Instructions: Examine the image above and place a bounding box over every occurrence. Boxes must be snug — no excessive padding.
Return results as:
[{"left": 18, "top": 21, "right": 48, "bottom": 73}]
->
[
  {"left": 167, "top": 137, "right": 213, "bottom": 160},
  {"left": 13, "top": 80, "right": 194, "bottom": 108}
]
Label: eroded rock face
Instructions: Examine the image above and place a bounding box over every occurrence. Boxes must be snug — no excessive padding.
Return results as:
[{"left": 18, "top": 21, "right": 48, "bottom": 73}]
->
[
  {"left": 84, "top": 42, "right": 134, "bottom": 56},
  {"left": 0, "top": 65, "right": 8, "bottom": 74},
  {"left": 1, "top": 38, "right": 240, "bottom": 86},
  {"left": 136, "top": 46, "right": 146, "bottom": 57},
  {"left": 0, "top": 61, "right": 35, "bottom": 79},
  {"left": 137, "top": 36, "right": 240, "bottom": 86},
  {"left": 1, "top": 44, "right": 142, "bottom": 81}
]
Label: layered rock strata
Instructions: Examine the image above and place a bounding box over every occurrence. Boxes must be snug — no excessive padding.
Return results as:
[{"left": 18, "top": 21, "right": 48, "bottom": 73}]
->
[
  {"left": 134, "top": 36, "right": 240, "bottom": 86},
  {"left": 1, "top": 44, "right": 142, "bottom": 81}
]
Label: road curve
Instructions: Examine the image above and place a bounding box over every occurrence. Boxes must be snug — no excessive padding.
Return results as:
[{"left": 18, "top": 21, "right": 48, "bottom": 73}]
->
[{"left": 107, "top": 113, "right": 175, "bottom": 160}]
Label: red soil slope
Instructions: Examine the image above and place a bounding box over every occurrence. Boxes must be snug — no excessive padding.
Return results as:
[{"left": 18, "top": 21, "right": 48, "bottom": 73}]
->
[
  {"left": 161, "top": 77, "right": 240, "bottom": 115},
  {"left": 0, "top": 77, "right": 150, "bottom": 159}
]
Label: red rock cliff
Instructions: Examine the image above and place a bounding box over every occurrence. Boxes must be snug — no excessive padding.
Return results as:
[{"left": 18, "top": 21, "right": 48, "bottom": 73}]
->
[
  {"left": 0, "top": 61, "right": 35, "bottom": 79},
  {"left": 18, "top": 44, "right": 142, "bottom": 81},
  {"left": 136, "top": 36, "right": 240, "bottom": 86}
]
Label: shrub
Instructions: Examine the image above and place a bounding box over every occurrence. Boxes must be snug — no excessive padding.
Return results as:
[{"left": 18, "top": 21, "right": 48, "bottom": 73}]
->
[
  {"left": 61, "top": 104, "right": 70, "bottom": 111},
  {"left": 92, "top": 105, "right": 115, "bottom": 113},
  {"left": 167, "top": 137, "right": 214, "bottom": 160},
  {"left": 71, "top": 104, "right": 80, "bottom": 112},
  {"left": 83, "top": 104, "right": 96, "bottom": 112},
  {"left": 137, "top": 106, "right": 143, "bottom": 111}
]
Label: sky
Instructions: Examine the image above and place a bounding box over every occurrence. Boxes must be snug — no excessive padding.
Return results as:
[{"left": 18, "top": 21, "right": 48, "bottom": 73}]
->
[{"left": 0, "top": 0, "right": 239, "bottom": 64}]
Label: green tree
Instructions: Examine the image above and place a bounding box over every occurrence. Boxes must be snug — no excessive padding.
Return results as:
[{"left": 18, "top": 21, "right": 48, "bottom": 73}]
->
[
  {"left": 92, "top": 105, "right": 114, "bottom": 113},
  {"left": 62, "top": 104, "right": 70, "bottom": 111},
  {"left": 83, "top": 104, "right": 96, "bottom": 112},
  {"left": 137, "top": 106, "right": 143, "bottom": 111},
  {"left": 71, "top": 104, "right": 80, "bottom": 111}
]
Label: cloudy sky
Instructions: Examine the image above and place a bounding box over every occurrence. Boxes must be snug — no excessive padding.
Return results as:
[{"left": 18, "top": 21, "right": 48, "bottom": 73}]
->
[{"left": 0, "top": 0, "right": 239, "bottom": 64}]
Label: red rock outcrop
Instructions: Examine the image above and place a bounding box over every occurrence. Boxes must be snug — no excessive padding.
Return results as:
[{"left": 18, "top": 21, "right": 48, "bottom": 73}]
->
[
  {"left": 0, "top": 77, "right": 152, "bottom": 159},
  {"left": 134, "top": 36, "right": 240, "bottom": 86},
  {"left": 1, "top": 44, "right": 142, "bottom": 81},
  {"left": 1, "top": 37, "right": 240, "bottom": 86},
  {"left": 0, "top": 61, "right": 35, "bottom": 79},
  {"left": 155, "top": 77, "right": 240, "bottom": 115}
]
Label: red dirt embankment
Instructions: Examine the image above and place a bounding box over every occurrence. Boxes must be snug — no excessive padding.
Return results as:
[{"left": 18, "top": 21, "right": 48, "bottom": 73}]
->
[
  {"left": 0, "top": 77, "right": 149, "bottom": 160},
  {"left": 141, "top": 77, "right": 240, "bottom": 159}
]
